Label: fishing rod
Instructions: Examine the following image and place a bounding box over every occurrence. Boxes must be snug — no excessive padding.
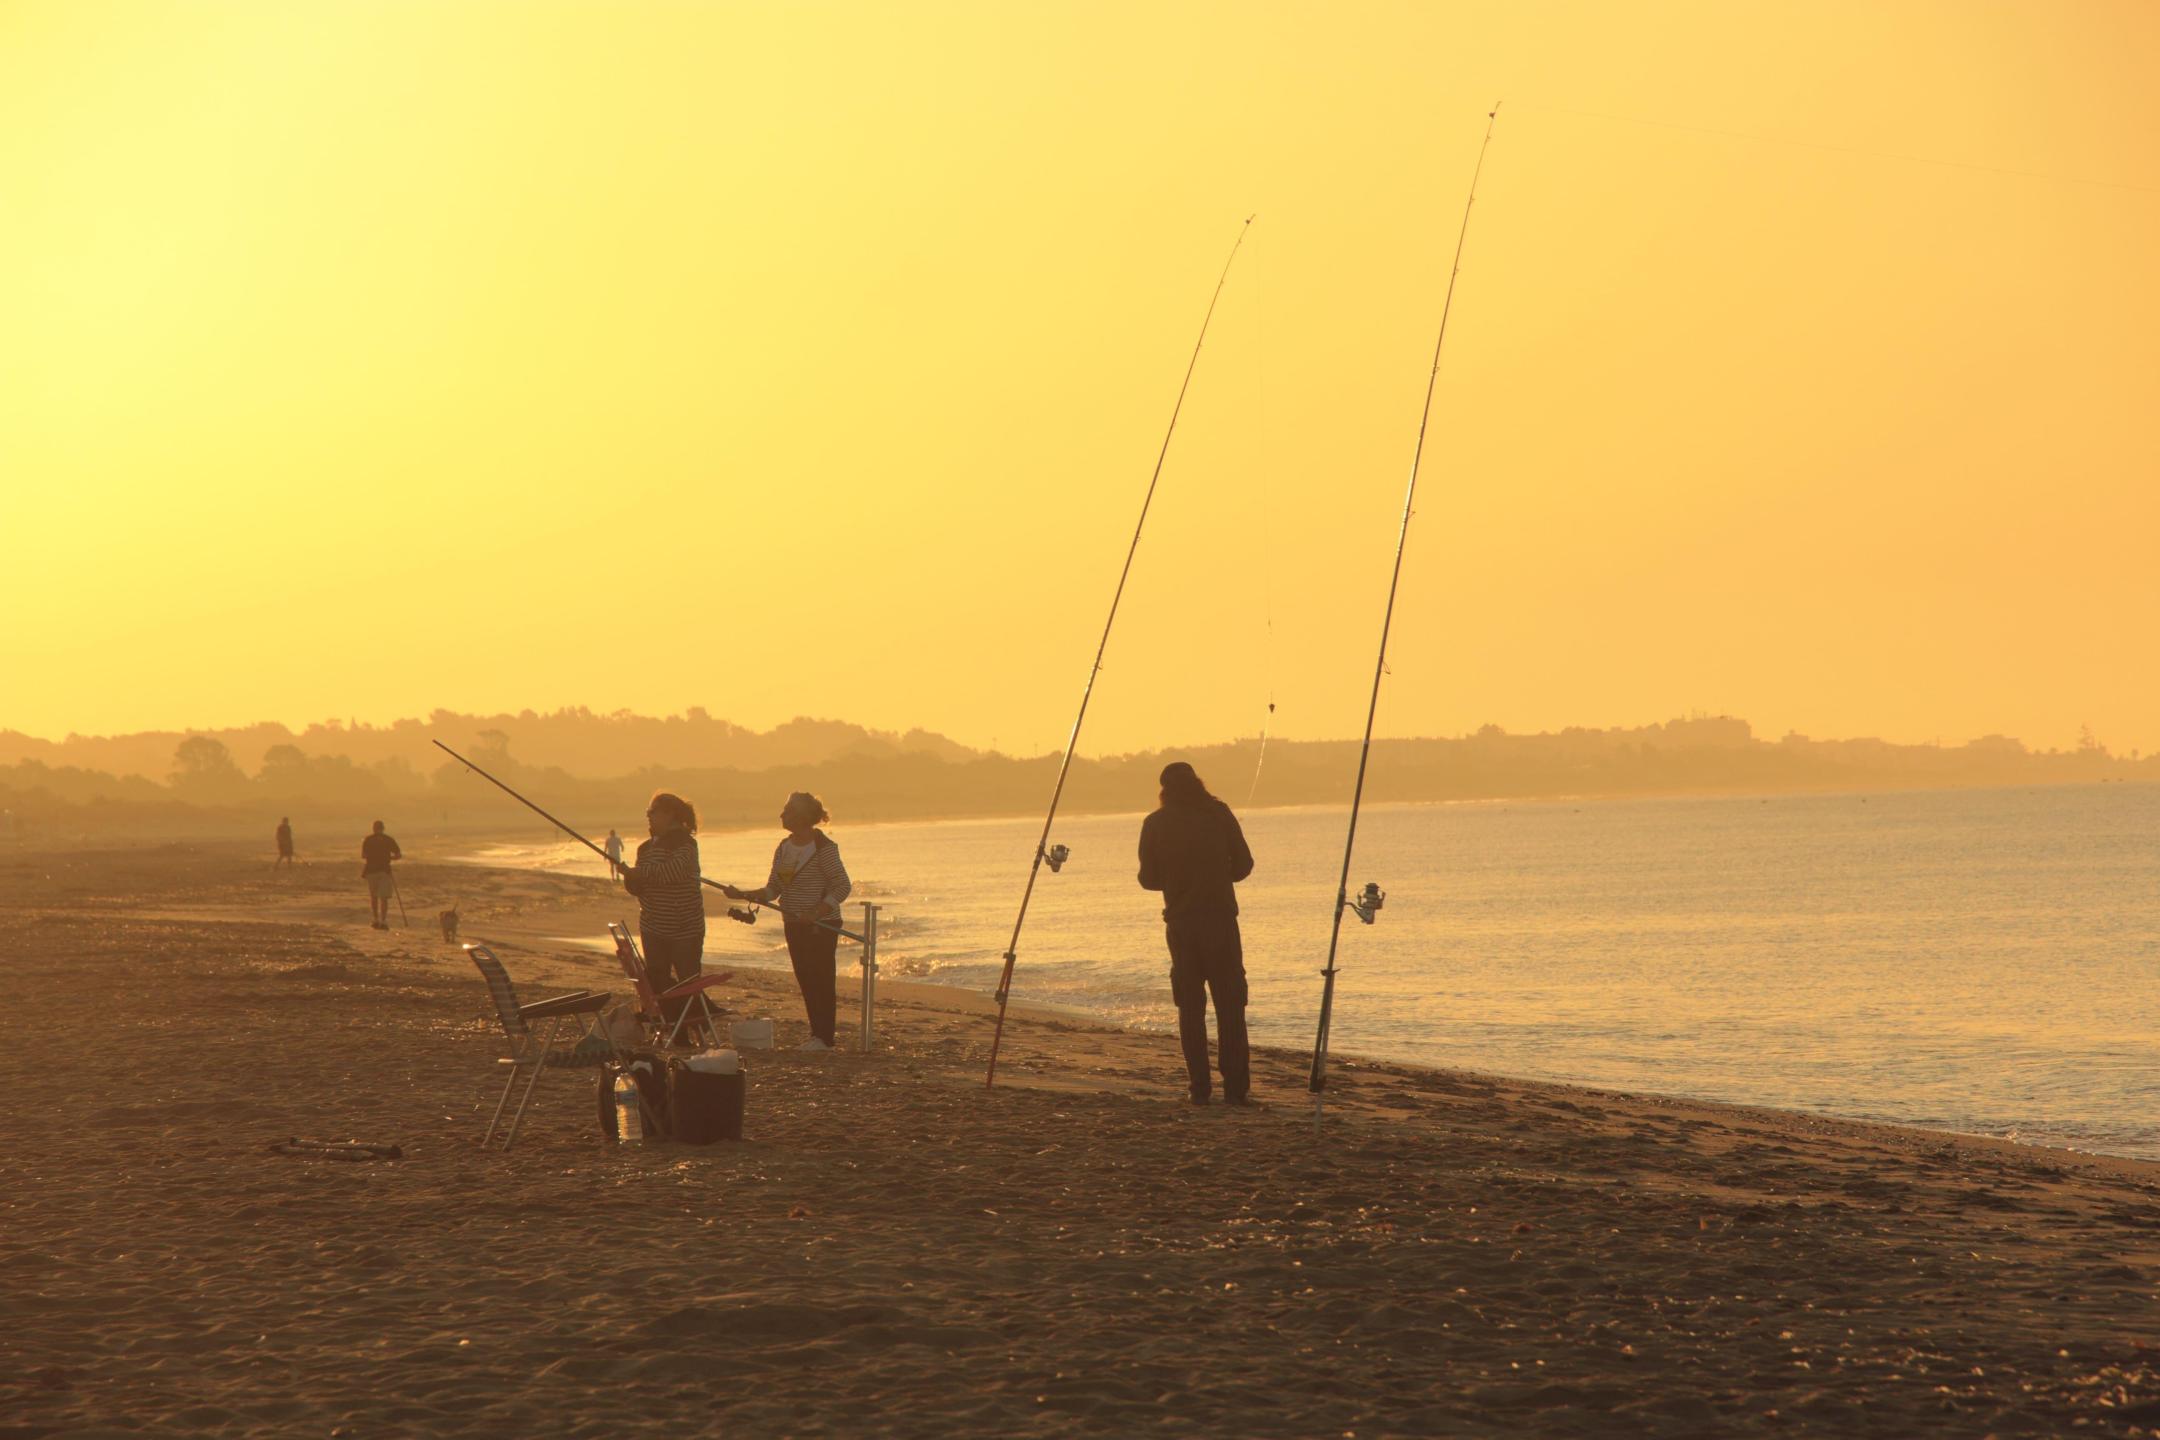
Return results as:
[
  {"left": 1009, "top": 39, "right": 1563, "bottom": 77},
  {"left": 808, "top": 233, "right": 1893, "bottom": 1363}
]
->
[
  {"left": 983, "top": 215, "right": 1256, "bottom": 1088},
  {"left": 431, "top": 739, "right": 860, "bottom": 941},
  {"left": 1309, "top": 105, "right": 1501, "bottom": 1134}
]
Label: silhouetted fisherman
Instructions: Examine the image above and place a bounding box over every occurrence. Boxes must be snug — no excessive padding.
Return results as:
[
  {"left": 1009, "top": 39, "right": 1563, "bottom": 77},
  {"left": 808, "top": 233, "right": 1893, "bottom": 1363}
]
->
[
  {"left": 360, "top": 820, "right": 401, "bottom": 929},
  {"left": 1139, "top": 762, "right": 1255, "bottom": 1105}
]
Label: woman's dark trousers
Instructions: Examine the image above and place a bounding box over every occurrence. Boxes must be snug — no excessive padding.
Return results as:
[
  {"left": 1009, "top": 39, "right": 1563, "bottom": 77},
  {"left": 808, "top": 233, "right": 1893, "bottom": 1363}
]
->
[
  {"left": 641, "top": 929, "right": 704, "bottom": 1040},
  {"left": 1165, "top": 914, "right": 1250, "bottom": 1101},
  {"left": 784, "top": 917, "right": 840, "bottom": 1045}
]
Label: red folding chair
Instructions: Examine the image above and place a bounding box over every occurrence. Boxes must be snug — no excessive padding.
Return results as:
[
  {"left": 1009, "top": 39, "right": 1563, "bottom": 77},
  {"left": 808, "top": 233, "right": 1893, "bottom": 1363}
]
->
[{"left": 608, "top": 922, "right": 733, "bottom": 1049}]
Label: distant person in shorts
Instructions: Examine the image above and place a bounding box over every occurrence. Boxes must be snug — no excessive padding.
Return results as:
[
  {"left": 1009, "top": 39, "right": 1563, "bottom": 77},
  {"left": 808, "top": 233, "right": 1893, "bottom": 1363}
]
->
[
  {"left": 275, "top": 817, "right": 296, "bottom": 868},
  {"left": 361, "top": 820, "right": 402, "bottom": 929},
  {"left": 604, "top": 827, "right": 625, "bottom": 881},
  {"left": 1139, "top": 762, "right": 1255, "bottom": 1106}
]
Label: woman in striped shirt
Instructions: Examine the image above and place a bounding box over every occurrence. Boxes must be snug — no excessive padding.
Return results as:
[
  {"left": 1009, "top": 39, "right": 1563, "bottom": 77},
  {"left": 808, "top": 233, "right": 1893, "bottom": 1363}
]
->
[
  {"left": 619, "top": 791, "right": 706, "bottom": 1040},
  {"left": 725, "top": 791, "right": 851, "bottom": 1052}
]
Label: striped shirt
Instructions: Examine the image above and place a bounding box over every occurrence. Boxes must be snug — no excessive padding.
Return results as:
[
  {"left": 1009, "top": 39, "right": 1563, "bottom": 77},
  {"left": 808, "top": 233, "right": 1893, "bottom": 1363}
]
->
[
  {"left": 624, "top": 832, "right": 704, "bottom": 939},
  {"left": 752, "top": 830, "right": 851, "bottom": 920}
]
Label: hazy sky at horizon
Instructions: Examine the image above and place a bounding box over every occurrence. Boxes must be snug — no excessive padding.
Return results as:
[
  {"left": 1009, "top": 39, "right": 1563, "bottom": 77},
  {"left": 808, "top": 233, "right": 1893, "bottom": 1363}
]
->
[{"left": 4, "top": 1, "right": 2155, "bottom": 756}]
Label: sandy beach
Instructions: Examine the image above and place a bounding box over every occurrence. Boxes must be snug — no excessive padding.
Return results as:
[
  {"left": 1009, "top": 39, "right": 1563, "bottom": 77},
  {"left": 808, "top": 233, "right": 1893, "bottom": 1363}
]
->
[{"left": 3, "top": 841, "right": 2156, "bottom": 1438}]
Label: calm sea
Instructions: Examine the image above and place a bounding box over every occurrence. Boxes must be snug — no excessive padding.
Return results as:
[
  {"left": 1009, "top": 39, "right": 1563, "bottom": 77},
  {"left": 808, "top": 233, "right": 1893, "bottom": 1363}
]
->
[{"left": 468, "top": 783, "right": 2159, "bottom": 1160}]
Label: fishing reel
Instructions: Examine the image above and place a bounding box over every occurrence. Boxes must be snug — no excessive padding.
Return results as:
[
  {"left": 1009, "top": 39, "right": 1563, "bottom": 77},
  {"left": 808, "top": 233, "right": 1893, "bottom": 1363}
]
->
[
  {"left": 1346, "top": 882, "right": 1385, "bottom": 925},
  {"left": 726, "top": 906, "right": 758, "bottom": 926},
  {"left": 1042, "top": 842, "right": 1071, "bottom": 874}
]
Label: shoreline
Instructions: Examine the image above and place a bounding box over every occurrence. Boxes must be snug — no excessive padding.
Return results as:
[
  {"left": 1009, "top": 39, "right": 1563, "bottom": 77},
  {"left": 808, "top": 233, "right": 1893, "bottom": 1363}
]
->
[
  {"left": 11, "top": 774, "right": 2157, "bottom": 853},
  {"left": 52, "top": 835, "right": 2160, "bottom": 1172},
  {"left": 20, "top": 831, "right": 2156, "bottom": 1169},
  {"left": 452, "top": 837, "right": 2155, "bottom": 1169}
]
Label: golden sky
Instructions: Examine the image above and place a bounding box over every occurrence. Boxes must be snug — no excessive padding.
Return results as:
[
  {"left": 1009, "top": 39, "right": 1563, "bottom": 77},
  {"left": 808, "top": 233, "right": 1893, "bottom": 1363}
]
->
[{"left": 4, "top": 0, "right": 2155, "bottom": 759}]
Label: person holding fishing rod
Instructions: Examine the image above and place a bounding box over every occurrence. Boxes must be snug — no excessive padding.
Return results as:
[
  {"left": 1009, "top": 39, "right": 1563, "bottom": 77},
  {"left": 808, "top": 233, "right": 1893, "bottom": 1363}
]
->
[
  {"left": 1139, "top": 762, "right": 1255, "bottom": 1106},
  {"left": 723, "top": 792, "right": 851, "bottom": 1052},
  {"left": 618, "top": 792, "right": 709, "bottom": 1044}
]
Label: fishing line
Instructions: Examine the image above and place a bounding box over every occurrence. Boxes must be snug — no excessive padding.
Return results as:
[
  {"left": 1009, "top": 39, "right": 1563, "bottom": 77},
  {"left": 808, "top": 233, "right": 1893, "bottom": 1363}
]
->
[
  {"left": 1309, "top": 106, "right": 1501, "bottom": 1134},
  {"left": 983, "top": 215, "right": 1257, "bottom": 1089},
  {"left": 1247, "top": 240, "right": 1277, "bottom": 807}
]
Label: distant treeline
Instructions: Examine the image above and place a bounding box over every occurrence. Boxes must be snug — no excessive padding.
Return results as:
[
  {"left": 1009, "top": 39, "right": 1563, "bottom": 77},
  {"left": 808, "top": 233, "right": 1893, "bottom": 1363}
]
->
[
  {"left": 0, "top": 707, "right": 977, "bottom": 781},
  {"left": 1, "top": 711, "right": 2152, "bottom": 841}
]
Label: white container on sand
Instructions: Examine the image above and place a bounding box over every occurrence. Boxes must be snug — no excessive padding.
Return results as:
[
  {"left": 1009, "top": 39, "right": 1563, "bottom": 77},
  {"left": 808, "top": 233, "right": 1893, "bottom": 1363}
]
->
[{"left": 729, "top": 1019, "right": 774, "bottom": 1051}]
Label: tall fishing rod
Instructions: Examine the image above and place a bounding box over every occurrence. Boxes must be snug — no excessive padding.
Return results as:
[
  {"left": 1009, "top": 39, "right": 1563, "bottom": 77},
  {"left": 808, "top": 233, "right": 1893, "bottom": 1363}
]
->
[
  {"left": 431, "top": 739, "right": 858, "bottom": 939},
  {"left": 1309, "top": 105, "right": 1501, "bottom": 1134},
  {"left": 983, "top": 215, "right": 1255, "bottom": 1088}
]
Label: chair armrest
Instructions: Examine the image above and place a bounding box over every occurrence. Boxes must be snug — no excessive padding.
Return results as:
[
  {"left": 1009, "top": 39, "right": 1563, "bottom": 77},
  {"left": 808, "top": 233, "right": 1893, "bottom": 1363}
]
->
[
  {"left": 518, "top": 990, "right": 610, "bottom": 1020},
  {"left": 660, "top": 972, "right": 734, "bottom": 1001}
]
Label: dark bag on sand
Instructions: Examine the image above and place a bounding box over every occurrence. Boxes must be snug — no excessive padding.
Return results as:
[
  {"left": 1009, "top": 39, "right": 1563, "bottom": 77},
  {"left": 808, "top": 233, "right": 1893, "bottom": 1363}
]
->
[{"left": 669, "top": 1060, "right": 745, "bottom": 1144}]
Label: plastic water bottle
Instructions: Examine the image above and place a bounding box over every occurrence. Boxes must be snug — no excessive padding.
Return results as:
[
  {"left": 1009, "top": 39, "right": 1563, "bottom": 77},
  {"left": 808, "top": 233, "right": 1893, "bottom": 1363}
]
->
[{"left": 613, "top": 1070, "right": 643, "bottom": 1143}]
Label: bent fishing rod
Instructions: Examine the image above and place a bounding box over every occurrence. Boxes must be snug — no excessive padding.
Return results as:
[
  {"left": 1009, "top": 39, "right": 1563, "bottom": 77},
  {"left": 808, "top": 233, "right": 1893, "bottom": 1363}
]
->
[
  {"left": 431, "top": 739, "right": 859, "bottom": 941},
  {"left": 1310, "top": 106, "right": 1501, "bottom": 1134},
  {"left": 983, "top": 215, "right": 1255, "bottom": 1088}
]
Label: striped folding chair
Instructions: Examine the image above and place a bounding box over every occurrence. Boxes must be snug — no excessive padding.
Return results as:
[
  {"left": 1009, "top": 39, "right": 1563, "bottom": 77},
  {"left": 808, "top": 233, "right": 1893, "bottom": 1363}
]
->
[
  {"left": 467, "top": 943, "right": 614, "bottom": 1149},
  {"left": 607, "top": 922, "right": 733, "bottom": 1049}
]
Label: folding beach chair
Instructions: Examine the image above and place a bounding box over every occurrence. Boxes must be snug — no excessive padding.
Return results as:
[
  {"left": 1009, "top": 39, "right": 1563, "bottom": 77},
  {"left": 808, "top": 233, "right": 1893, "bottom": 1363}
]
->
[
  {"left": 607, "top": 922, "right": 733, "bottom": 1049},
  {"left": 467, "top": 943, "right": 615, "bottom": 1149}
]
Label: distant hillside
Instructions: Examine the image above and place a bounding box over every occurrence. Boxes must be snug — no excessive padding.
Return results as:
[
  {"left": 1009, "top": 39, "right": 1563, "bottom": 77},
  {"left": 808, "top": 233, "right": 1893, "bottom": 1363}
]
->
[
  {"left": 0, "top": 708, "right": 982, "bottom": 781},
  {"left": 1, "top": 711, "right": 2152, "bottom": 841}
]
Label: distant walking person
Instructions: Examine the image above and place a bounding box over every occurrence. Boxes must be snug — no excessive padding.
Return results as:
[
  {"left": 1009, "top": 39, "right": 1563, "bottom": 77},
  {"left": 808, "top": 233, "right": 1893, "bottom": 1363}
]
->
[
  {"left": 604, "top": 827, "right": 624, "bottom": 881},
  {"left": 360, "top": 821, "right": 402, "bottom": 929},
  {"left": 275, "top": 817, "right": 297, "bottom": 868},
  {"left": 725, "top": 793, "right": 851, "bottom": 1052},
  {"left": 1139, "top": 762, "right": 1255, "bottom": 1105},
  {"left": 620, "top": 793, "right": 706, "bottom": 1041}
]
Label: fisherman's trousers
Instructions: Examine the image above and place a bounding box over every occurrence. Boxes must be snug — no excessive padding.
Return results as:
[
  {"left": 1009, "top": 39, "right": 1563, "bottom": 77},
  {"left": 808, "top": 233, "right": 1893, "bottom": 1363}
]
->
[{"left": 1165, "top": 913, "right": 1249, "bottom": 1102}]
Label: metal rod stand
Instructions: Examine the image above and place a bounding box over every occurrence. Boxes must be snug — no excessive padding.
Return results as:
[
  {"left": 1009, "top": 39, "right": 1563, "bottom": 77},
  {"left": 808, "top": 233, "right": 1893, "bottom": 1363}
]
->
[{"left": 858, "top": 902, "right": 880, "bottom": 1053}]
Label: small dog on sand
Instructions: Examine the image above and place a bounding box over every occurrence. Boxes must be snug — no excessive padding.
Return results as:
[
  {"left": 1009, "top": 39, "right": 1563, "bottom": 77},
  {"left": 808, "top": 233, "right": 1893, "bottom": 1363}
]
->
[{"left": 439, "top": 904, "right": 461, "bottom": 944}]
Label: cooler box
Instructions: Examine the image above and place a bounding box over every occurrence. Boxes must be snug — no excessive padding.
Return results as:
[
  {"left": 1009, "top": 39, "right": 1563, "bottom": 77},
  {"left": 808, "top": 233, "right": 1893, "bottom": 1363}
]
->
[{"left": 671, "top": 1052, "right": 745, "bottom": 1143}]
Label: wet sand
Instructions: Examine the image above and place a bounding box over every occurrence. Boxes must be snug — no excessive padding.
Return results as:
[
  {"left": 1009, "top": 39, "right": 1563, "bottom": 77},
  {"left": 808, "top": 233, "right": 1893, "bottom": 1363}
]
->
[{"left": 3, "top": 841, "right": 2156, "bottom": 1437}]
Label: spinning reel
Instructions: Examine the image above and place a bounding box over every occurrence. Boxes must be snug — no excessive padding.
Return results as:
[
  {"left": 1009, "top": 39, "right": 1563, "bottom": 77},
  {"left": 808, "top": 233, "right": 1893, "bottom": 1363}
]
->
[
  {"left": 1041, "top": 842, "right": 1071, "bottom": 874},
  {"left": 1346, "top": 881, "right": 1385, "bottom": 925}
]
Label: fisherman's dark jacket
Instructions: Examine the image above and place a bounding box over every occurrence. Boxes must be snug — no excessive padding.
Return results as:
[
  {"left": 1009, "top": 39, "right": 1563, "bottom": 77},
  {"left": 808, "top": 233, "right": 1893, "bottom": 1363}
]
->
[{"left": 1137, "top": 798, "right": 1255, "bottom": 924}]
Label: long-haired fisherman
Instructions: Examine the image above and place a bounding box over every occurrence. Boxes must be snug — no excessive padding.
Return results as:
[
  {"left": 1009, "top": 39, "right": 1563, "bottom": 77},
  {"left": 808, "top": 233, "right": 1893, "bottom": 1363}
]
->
[
  {"left": 1140, "top": 762, "right": 1255, "bottom": 1105},
  {"left": 620, "top": 791, "right": 708, "bottom": 1043},
  {"left": 724, "top": 792, "right": 851, "bottom": 1052}
]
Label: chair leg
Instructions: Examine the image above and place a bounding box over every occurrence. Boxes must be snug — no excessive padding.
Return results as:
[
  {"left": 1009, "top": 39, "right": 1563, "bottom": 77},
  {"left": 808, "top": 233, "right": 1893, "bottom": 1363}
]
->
[
  {"left": 503, "top": 1017, "right": 561, "bottom": 1149},
  {"left": 483, "top": 1059, "right": 523, "bottom": 1147}
]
